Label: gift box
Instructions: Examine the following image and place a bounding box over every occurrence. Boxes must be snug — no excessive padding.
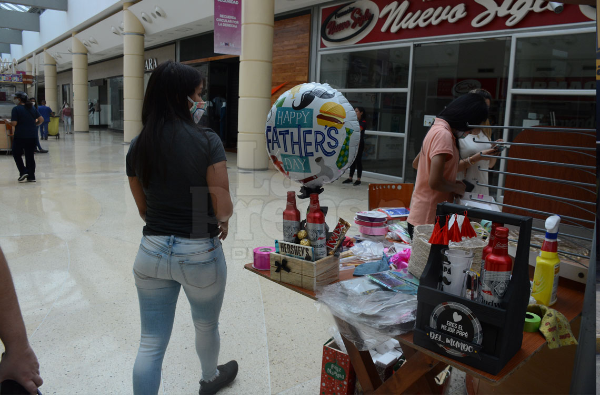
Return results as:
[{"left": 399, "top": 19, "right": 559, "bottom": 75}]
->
[
  {"left": 320, "top": 339, "right": 356, "bottom": 395},
  {"left": 270, "top": 252, "right": 339, "bottom": 291}
]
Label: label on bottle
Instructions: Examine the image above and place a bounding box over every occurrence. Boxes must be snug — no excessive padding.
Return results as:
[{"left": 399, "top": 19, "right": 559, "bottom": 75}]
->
[
  {"left": 283, "top": 220, "right": 300, "bottom": 243},
  {"left": 307, "top": 222, "right": 327, "bottom": 260},
  {"left": 479, "top": 268, "right": 511, "bottom": 307},
  {"left": 550, "top": 263, "right": 560, "bottom": 305}
]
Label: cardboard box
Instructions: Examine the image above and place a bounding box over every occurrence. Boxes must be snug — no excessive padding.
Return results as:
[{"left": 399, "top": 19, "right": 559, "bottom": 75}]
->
[{"left": 320, "top": 339, "right": 356, "bottom": 395}]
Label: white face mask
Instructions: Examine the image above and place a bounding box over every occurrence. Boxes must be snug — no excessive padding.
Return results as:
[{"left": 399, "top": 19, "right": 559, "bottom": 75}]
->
[
  {"left": 13, "top": 98, "right": 20, "bottom": 105},
  {"left": 188, "top": 96, "right": 206, "bottom": 124}
]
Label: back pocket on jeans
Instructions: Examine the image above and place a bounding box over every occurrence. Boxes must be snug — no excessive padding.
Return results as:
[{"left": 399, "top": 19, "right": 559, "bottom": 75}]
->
[{"left": 179, "top": 258, "right": 218, "bottom": 288}]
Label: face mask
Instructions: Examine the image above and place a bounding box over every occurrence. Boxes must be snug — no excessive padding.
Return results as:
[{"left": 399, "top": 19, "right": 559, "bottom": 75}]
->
[
  {"left": 13, "top": 98, "right": 20, "bottom": 105},
  {"left": 188, "top": 96, "right": 206, "bottom": 124}
]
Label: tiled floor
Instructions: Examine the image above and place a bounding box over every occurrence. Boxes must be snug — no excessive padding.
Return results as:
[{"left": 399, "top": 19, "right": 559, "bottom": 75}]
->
[{"left": 0, "top": 129, "right": 382, "bottom": 394}]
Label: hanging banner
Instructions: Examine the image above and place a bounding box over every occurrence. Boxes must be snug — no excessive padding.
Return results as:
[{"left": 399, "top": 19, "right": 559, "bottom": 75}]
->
[
  {"left": 214, "top": 0, "right": 242, "bottom": 55},
  {"left": 320, "top": 0, "right": 595, "bottom": 48}
]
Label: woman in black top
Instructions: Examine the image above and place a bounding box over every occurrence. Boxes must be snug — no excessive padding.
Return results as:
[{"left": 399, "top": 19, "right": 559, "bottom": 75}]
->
[
  {"left": 126, "top": 61, "right": 236, "bottom": 395},
  {"left": 10, "top": 92, "right": 44, "bottom": 182},
  {"left": 343, "top": 106, "right": 367, "bottom": 186}
]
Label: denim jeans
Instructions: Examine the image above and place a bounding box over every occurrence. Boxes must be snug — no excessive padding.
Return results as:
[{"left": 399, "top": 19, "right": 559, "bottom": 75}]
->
[
  {"left": 39, "top": 122, "right": 49, "bottom": 138},
  {"left": 132, "top": 235, "right": 227, "bottom": 395}
]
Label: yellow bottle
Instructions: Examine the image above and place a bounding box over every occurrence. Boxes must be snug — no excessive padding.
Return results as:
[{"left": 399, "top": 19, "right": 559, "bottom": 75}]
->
[{"left": 531, "top": 216, "right": 561, "bottom": 306}]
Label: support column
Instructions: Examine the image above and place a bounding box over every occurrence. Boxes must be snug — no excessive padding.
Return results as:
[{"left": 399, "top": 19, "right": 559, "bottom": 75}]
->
[
  {"left": 26, "top": 56, "right": 34, "bottom": 98},
  {"left": 123, "top": 2, "right": 145, "bottom": 143},
  {"left": 237, "top": 0, "right": 274, "bottom": 170},
  {"left": 72, "top": 35, "right": 88, "bottom": 132},
  {"left": 43, "top": 51, "right": 57, "bottom": 113}
]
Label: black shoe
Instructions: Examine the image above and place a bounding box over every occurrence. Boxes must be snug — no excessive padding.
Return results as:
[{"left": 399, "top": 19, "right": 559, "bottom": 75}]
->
[
  {"left": 18, "top": 173, "right": 28, "bottom": 182},
  {"left": 27, "top": 178, "right": 36, "bottom": 183},
  {"left": 353, "top": 180, "right": 361, "bottom": 186},
  {"left": 38, "top": 149, "right": 48, "bottom": 153},
  {"left": 199, "top": 360, "right": 238, "bottom": 395},
  {"left": 34, "top": 150, "right": 39, "bottom": 153},
  {"left": 342, "top": 178, "right": 353, "bottom": 184}
]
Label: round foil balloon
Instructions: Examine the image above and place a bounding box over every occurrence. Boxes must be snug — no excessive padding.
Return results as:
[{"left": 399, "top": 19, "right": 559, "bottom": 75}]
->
[{"left": 265, "top": 83, "right": 360, "bottom": 189}]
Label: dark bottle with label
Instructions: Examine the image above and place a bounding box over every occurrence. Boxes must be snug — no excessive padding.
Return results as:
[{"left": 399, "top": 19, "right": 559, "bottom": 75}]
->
[
  {"left": 283, "top": 191, "right": 301, "bottom": 242},
  {"left": 306, "top": 193, "right": 327, "bottom": 260},
  {"left": 479, "top": 227, "right": 513, "bottom": 307}
]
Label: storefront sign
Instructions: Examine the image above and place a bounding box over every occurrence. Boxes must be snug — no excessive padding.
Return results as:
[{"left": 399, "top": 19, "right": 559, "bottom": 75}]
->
[
  {"left": 321, "top": 0, "right": 594, "bottom": 48},
  {"left": 144, "top": 58, "right": 158, "bottom": 71},
  {"left": 214, "top": 0, "right": 242, "bottom": 55}
]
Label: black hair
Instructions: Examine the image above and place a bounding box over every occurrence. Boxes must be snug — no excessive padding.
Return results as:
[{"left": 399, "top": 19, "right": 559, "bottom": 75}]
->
[
  {"left": 469, "top": 88, "right": 492, "bottom": 103},
  {"left": 355, "top": 106, "right": 366, "bottom": 121},
  {"left": 15, "top": 91, "right": 33, "bottom": 109},
  {"left": 438, "top": 93, "right": 488, "bottom": 132},
  {"left": 131, "top": 60, "right": 207, "bottom": 188}
]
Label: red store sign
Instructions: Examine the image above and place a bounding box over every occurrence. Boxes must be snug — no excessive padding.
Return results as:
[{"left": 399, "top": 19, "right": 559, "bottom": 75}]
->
[{"left": 320, "top": 0, "right": 595, "bottom": 48}]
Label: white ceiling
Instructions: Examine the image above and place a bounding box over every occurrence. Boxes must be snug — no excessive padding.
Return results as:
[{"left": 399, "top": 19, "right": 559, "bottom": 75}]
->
[{"left": 23, "top": 0, "right": 325, "bottom": 74}]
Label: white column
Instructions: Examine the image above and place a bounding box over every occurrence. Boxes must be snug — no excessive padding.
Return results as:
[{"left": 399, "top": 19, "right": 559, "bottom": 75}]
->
[
  {"left": 26, "top": 56, "right": 34, "bottom": 98},
  {"left": 43, "top": 51, "right": 57, "bottom": 113},
  {"left": 123, "top": 2, "right": 145, "bottom": 143},
  {"left": 72, "top": 35, "right": 89, "bottom": 132},
  {"left": 237, "top": 0, "right": 274, "bottom": 170}
]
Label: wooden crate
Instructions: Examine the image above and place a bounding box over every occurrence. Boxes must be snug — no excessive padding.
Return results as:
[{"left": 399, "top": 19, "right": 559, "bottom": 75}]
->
[{"left": 270, "top": 252, "right": 339, "bottom": 291}]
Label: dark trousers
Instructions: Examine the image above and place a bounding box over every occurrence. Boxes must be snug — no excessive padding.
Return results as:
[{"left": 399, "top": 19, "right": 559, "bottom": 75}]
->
[
  {"left": 349, "top": 140, "right": 365, "bottom": 179},
  {"left": 12, "top": 138, "right": 36, "bottom": 180},
  {"left": 39, "top": 122, "right": 49, "bottom": 138}
]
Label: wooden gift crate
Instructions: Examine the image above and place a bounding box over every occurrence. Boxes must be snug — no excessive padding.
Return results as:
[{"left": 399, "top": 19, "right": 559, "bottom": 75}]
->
[
  {"left": 413, "top": 203, "right": 532, "bottom": 375},
  {"left": 270, "top": 252, "right": 339, "bottom": 291}
]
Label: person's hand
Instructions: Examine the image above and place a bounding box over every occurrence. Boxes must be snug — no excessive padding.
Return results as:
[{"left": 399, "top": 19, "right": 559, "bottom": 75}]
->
[
  {"left": 218, "top": 220, "right": 229, "bottom": 241},
  {"left": 481, "top": 147, "right": 500, "bottom": 157},
  {"left": 453, "top": 181, "right": 466, "bottom": 197},
  {"left": 0, "top": 343, "right": 43, "bottom": 394}
]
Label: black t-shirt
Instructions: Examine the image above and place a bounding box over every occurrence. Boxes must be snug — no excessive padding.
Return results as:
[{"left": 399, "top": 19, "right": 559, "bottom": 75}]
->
[
  {"left": 359, "top": 119, "right": 367, "bottom": 141},
  {"left": 11, "top": 105, "right": 40, "bottom": 139},
  {"left": 126, "top": 121, "right": 227, "bottom": 239}
]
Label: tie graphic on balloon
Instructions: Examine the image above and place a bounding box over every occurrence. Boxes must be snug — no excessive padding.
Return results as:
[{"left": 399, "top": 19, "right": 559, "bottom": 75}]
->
[{"left": 265, "top": 83, "right": 360, "bottom": 193}]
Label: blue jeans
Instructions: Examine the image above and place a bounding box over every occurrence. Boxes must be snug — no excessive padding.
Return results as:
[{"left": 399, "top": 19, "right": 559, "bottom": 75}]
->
[
  {"left": 39, "top": 122, "right": 49, "bottom": 138},
  {"left": 132, "top": 235, "right": 227, "bottom": 395}
]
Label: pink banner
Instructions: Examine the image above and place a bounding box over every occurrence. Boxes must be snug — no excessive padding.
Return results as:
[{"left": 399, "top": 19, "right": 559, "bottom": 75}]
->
[{"left": 214, "top": 0, "right": 242, "bottom": 55}]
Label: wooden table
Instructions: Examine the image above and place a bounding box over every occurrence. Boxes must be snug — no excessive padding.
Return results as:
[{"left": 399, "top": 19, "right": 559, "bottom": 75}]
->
[{"left": 244, "top": 264, "right": 585, "bottom": 394}]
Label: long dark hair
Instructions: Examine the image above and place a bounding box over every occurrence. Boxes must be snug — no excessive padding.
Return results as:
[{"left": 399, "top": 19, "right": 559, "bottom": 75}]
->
[
  {"left": 131, "top": 61, "right": 207, "bottom": 187},
  {"left": 438, "top": 93, "right": 488, "bottom": 132},
  {"left": 355, "top": 106, "right": 366, "bottom": 121}
]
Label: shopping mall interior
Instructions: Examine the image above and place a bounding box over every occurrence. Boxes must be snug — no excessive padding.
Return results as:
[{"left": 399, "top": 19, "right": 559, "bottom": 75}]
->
[{"left": 0, "top": 0, "right": 597, "bottom": 394}]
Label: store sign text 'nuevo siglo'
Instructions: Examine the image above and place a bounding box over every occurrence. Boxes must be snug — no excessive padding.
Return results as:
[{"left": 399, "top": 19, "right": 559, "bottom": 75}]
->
[{"left": 321, "top": 0, "right": 593, "bottom": 47}]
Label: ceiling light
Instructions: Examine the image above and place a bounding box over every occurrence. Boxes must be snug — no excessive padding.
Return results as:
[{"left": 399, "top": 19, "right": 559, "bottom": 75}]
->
[
  {"left": 155, "top": 6, "right": 166, "bottom": 17},
  {"left": 89, "top": 37, "right": 98, "bottom": 44},
  {"left": 141, "top": 12, "right": 151, "bottom": 23},
  {"left": 67, "top": 48, "right": 72, "bottom": 53},
  {"left": 119, "top": 22, "right": 124, "bottom": 31},
  {"left": 83, "top": 41, "right": 91, "bottom": 47},
  {"left": 111, "top": 26, "right": 120, "bottom": 35},
  {"left": 151, "top": 12, "right": 157, "bottom": 18}
]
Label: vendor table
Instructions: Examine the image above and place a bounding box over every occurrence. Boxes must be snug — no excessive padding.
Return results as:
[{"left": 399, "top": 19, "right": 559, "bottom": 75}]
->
[{"left": 244, "top": 263, "right": 585, "bottom": 394}]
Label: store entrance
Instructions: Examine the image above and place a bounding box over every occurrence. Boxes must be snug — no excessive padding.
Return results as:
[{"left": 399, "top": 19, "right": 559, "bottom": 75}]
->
[
  {"left": 196, "top": 57, "right": 239, "bottom": 150},
  {"left": 406, "top": 38, "right": 511, "bottom": 183}
]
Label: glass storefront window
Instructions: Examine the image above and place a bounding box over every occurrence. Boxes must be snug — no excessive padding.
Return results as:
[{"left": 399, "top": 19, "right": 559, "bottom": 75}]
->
[
  {"left": 509, "top": 94, "right": 596, "bottom": 141},
  {"left": 343, "top": 92, "right": 407, "bottom": 133},
  {"left": 513, "top": 33, "right": 595, "bottom": 90},
  {"left": 363, "top": 135, "right": 405, "bottom": 178},
  {"left": 406, "top": 38, "right": 511, "bottom": 183},
  {"left": 108, "top": 77, "right": 123, "bottom": 130},
  {"left": 320, "top": 47, "right": 410, "bottom": 89}
]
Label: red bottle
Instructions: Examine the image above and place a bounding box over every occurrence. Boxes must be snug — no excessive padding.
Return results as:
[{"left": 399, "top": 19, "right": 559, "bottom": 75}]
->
[
  {"left": 306, "top": 193, "right": 327, "bottom": 260},
  {"left": 482, "top": 222, "right": 502, "bottom": 262},
  {"left": 479, "top": 227, "right": 513, "bottom": 307},
  {"left": 283, "top": 191, "right": 301, "bottom": 242}
]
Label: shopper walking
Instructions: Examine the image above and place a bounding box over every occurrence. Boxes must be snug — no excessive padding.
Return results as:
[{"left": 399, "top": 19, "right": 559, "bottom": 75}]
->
[
  {"left": 10, "top": 92, "right": 44, "bottom": 183},
  {"left": 28, "top": 98, "right": 48, "bottom": 153},
  {"left": 37, "top": 100, "right": 53, "bottom": 140},
  {"left": 126, "top": 61, "right": 236, "bottom": 395},
  {"left": 407, "top": 93, "right": 488, "bottom": 238},
  {"left": 60, "top": 103, "right": 73, "bottom": 134},
  {"left": 457, "top": 89, "right": 503, "bottom": 198},
  {"left": 342, "top": 106, "right": 367, "bottom": 186}
]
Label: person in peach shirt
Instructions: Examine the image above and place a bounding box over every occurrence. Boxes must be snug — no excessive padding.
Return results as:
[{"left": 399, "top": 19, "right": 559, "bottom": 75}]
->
[{"left": 407, "top": 93, "right": 489, "bottom": 238}]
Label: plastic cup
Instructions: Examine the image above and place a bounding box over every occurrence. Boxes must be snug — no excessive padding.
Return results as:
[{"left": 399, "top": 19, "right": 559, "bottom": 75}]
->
[{"left": 441, "top": 249, "right": 474, "bottom": 296}]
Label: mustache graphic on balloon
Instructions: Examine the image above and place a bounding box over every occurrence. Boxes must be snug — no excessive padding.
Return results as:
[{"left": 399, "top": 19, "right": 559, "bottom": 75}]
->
[{"left": 265, "top": 83, "right": 360, "bottom": 198}]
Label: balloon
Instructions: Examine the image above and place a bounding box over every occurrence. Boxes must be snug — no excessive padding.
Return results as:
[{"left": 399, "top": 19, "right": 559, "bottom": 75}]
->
[{"left": 265, "top": 83, "right": 360, "bottom": 189}]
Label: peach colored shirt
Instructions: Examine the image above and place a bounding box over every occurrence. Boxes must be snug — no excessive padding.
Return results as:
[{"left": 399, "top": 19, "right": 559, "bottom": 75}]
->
[{"left": 408, "top": 118, "right": 458, "bottom": 226}]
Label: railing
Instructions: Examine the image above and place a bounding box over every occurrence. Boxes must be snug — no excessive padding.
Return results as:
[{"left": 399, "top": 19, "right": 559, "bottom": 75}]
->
[{"left": 466, "top": 124, "right": 595, "bottom": 264}]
